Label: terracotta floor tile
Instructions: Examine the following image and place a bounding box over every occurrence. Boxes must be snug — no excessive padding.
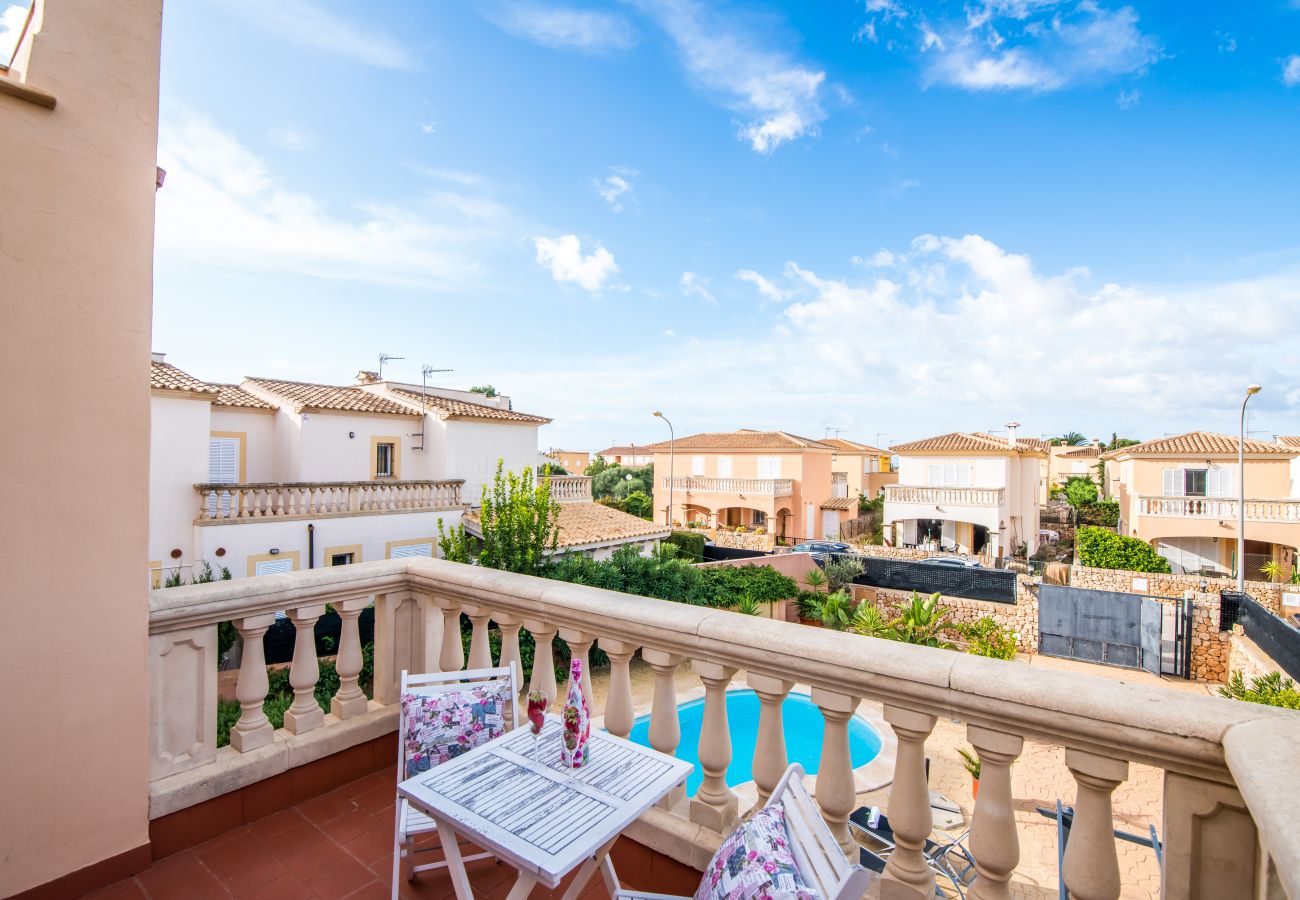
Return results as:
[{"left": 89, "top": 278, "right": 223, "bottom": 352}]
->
[
  {"left": 306, "top": 855, "right": 378, "bottom": 900},
  {"left": 341, "top": 881, "right": 392, "bottom": 900},
  {"left": 326, "top": 807, "right": 384, "bottom": 845},
  {"left": 197, "top": 829, "right": 269, "bottom": 874},
  {"left": 215, "top": 852, "right": 290, "bottom": 897},
  {"left": 240, "top": 872, "right": 316, "bottom": 900},
  {"left": 272, "top": 819, "right": 333, "bottom": 858},
  {"left": 84, "top": 878, "right": 147, "bottom": 900},
  {"left": 248, "top": 807, "right": 310, "bottom": 840},
  {"left": 341, "top": 823, "right": 396, "bottom": 868},
  {"left": 147, "top": 866, "right": 232, "bottom": 900},
  {"left": 280, "top": 836, "right": 351, "bottom": 881},
  {"left": 136, "top": 848, "right": 203, "bottom": 892},
  {"left": 299, "top": 792, "right": 359, "bottom": 827}
]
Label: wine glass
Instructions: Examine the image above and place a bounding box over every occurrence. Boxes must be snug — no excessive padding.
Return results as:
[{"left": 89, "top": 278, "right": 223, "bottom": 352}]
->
[{"left": 526, "top": 691, "right": 547, "bottom": 762}]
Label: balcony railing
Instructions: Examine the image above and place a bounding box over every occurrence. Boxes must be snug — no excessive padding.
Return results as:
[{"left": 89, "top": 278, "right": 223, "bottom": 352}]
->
[
  {"left": 885, "top": 485, "right": 1004, "bottom": 507},
  {"left": 149, "top": 559, "right": 1300, "bottom": 898},
  {"left": 194, "top": 479, "right": 464, "bottom": 522},
  {"left": 1139, "top": 495, "right": 1300, "bottom": 523},
  {"left": 663, "top": 476, "right": 794, "bottom": 497},
  {"left": 540, "top": 474, "right": 593, "bottom": 503}
]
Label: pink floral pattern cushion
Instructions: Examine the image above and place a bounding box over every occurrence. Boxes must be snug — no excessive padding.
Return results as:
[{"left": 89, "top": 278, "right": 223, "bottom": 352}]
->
[
  {"left": 401, "top": 683, "right": 510, "bottom": 778},
  {"left": 694, "top": 802, "right": 818, "bottom": 900}
]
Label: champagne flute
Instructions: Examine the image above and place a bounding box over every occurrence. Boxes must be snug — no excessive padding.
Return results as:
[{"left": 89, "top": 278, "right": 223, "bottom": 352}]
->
[{"left": 526, "top": 691, "right": 547, "bottom": 763}]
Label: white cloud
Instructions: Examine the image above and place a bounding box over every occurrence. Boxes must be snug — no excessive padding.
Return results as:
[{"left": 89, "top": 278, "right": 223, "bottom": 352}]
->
[
  {"left": 1116, "top": 88, "right": 1140, "bottom": 108},
  {"left": 216, "top": 0, "right": 417, "bottom": 70},
  {"left": 735, "top": 269, "right": 791, "bottom": 302},
  {"left": 633, "top": 0, "right": 830, "bottom": 153},
  {"left": 533, "top": 234, "right": 619, "bottom": 292},
  {"left": 594, "top": 172, "right": 635, "bottom": 211},
  {"left": 680, "top": 271, "right": 715, "bottom": 303},
  {"left": 1216, "top": 31, "right": 1237, "bottom": 54},
  {"left": 268, "top": 125, "right": 314, "bottom": 151},
  {"left": 1284, "top": 55, "right": 1300, "bottom": 87},
  {"left": 490, "top": 4, "right": 635, "bottom": 54},
  {"left": 420, "top": 122, "right": 436, "bottom": 135},
  {"left": 156, "top": 111, "right": 513, "bottom": 289},
  {"left": 0, "top": 3, "right": 27, "bottom": 64}
]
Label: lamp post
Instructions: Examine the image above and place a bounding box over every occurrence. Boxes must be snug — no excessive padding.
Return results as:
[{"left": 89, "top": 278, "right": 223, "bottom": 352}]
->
[
  {"left": 653, "top": 411, "right": 674, "bottom": 528},
  {"left": 1238, "top": 384, "right": 1262, "bottom": 593}
]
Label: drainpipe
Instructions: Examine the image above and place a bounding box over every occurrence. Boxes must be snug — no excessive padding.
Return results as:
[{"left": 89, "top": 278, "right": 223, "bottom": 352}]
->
[{"left": 308, "top": 523, "right": 315, "bottom": 569}]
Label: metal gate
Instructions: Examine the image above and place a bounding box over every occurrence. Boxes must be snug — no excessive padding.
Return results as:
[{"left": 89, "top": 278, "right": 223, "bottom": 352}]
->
[{"left": 1039, "top": 585, "right": 1165, "bottom": 673}]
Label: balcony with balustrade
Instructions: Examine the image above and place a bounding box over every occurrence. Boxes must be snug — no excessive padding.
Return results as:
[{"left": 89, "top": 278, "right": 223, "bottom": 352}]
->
[
  {"left": 1139, "top": 495, "right": 1300, "bottom": 523},
  {"left": 194, "top": 479, "right": 465, "bottom": 523},
  {"left": 661, "top": 476, "right": 794, "bottom": 498},
  {"left": 132, "top": 557, "right": 1300, "bottom": 900},
  {"left": 883, "top": 485, "right": 1004, "bottom": 508}
]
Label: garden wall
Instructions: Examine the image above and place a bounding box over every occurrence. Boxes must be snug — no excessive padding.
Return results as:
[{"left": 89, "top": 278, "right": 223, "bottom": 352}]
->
[
  {"left": 851, "top": 576, "right": 1039, "bottom": 653},
  {"left": 846, "top": 545, "right": 991, "bottom": 564},
  {"left": 1227, "top": 629, "right": 1283, "bottom": 683},
  {"left": 701, "top": 529, "right": 776, "bottom": 553},
  {"left": 1069, "top": 565, "right": 1283, "bottom": 613}
]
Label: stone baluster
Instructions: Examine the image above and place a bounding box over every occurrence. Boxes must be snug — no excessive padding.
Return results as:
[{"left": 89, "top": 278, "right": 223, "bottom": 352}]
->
[
  {"left": 691, "top": 660, "right": 740, "bottom": 831},
  {"left": 285, "top": 487, "right": 297, "bottom": 516},
  {"left": 283, "top": 604, "right": 326, "bottom": 734},
  {"left": 331, "top": 598, "right": 370, "bottom": 719},
  {"left": 598, "top": 638, "right": 639, "bottom": 739},
  {"left": 275, "top": 487, "right": 288, "bottom": 517},
  {"left": 230, "top": 614, "right": 277, "bottom": 751},
  {"left": 524, "top": 619, "right": 559, "bottom": 705},
  {"left": 559, "top": 627, "right": 595, "bottom": 712},
  {"left": 463, "top": 604, "right": 494, "bottom": 670},
  {"left": 436, "top": 597, "right": 465, "bottom": 673},
  {"left": 1062, "top": 750, "right": 1128, "bottom": 900},
  {"left": 747, "top": 673, "right": 793, "bottom": 807},
  {"left": 643, "top": 648, "right": 685, "bottom": 808},
  {"left": 813, "top": 688, "right": 861, "bottom": 856},
  {"left": 882, "top": 704, "right": 938, "bottom": 899},
  {"left": 493, "top": 612, "right": 524, "bottom": 725},
  {"left": 965, "top": 726, "right": 1025, "bottom": 900},
  {"left": 354, "top": 484, "right": 367, "bottom": 512}
]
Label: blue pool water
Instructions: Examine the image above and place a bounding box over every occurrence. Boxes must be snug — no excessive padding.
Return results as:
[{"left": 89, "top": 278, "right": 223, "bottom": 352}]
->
[{"left": 626, "top": 690, "right": 883, "bottom": 796}]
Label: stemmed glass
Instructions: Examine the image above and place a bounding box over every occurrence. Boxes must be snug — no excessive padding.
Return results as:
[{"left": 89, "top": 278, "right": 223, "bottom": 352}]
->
[{"left": 526, "top": 691, "right": 547, "bottom": 763}]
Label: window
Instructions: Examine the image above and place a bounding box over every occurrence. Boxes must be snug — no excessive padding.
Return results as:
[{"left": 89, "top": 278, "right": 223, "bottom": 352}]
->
[
  {"left": 927, "top": 463, "right": 972, "bottom": 487},
  {"left": 387, "top": 540, "right": 433, "bottom": 559},
  {"left": 752, "top": 510, "right": 767, "bottom": 526},
  {"left": 1162, "top": 467, "right": 1233, "bottom": 497},
  {"left": 330, "top": 552, "right": 355, "bottom": 567},
  {"left": 691, "top": 455, "right": 706, "bottom": 476},
  {"left": 375, "top": 442, "right": 395, "bottom": 477},
  {"left": 717, "top": 456, "right": 733, "bottom": 478},
  {"left": 865, "top": 457, "right": 878, "bottom": 474},
  {"left": 756, "top": 456, "right": 781, "bottom": 478}
]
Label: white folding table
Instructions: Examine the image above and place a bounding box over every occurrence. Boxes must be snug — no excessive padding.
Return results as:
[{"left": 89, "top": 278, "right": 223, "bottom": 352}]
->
[{"left": 397, "top": 716, "right": 693, "bottom": 900}]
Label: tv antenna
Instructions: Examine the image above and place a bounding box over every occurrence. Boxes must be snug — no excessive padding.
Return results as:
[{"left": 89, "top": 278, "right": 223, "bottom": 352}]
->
[
  {"left": 378, "top": 353, "right": 405, "bottom": 380},
  {"left": 825, "top": 426, "right": 846, "bottom": 439},
  {"left": 420, "top": 364, "right": 453, "bottom": 411}
]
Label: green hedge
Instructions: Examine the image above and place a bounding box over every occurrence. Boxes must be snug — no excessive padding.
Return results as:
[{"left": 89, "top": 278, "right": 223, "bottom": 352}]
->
[
  {"left": 1077, "top": 500, "right": 1120, "bottom": 527},
  {"left": 665, "top": 531, "right": 706, "bottom": 562},
  {"left": 1077, "top": 526, "right": 1171, "bottom": 573}
]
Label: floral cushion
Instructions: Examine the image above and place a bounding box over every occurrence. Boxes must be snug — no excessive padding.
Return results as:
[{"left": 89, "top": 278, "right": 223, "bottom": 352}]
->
[
  {"left": 694, "top": 802, "right": 819, "bottom": 900},
  {"left": 401, "top": 682, "right": 510, "bottom": 778}
]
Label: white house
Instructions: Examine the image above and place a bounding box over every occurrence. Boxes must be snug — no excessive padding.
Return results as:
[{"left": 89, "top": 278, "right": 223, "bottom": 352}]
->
[
  {"left": 148, "top": 356, "right": 550, "bottom": 583},
  {"left": 883, "top": 426, "right": 1046, "bottom": 558}
]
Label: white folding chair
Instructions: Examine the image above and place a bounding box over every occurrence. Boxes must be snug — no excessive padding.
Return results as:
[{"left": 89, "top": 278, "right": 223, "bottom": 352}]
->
[
  {"left": 616, "top": 763, "right": 873, "bottom": 900},
  {"left": 391, "top": 663, "right": 521, "bottom": 895}
]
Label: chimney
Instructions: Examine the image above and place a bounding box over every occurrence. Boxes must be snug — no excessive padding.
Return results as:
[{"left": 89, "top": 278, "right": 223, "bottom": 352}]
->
[
  {"left": 356, "top": 370, "right": 380, "bottom": 385},
  {"left": 151, "top": 351, "right": 166, "bottom": 363},
  {"left": 1005, "top": 421, "right": 1020, "bottom": 447}
]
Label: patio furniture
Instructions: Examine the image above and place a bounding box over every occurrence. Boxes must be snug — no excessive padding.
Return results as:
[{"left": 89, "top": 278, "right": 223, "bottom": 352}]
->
[
  {"left": 1037, "top": 799, "right": 1163, "bottom": 900},
  {"left": 849, "top": 806, "right": 977, "bottom": 898},
  {"left": 391, "top": 664, "right": 521, "bottom": 890},
  {"left": 615, "top": 763, "right": 872, "bottom": 900},
  {"left": 397, "top": 710, "right": 691, "bottom": 900}
]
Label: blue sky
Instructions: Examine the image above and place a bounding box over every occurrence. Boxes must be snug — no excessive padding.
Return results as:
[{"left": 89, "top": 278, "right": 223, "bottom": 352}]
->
[{"left": 13, "top": 0, "right": 1298, "bottom": 449}]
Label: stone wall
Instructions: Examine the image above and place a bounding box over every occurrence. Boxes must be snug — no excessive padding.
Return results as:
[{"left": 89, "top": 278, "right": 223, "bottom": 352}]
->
[
  {"left": 1179, "top": 592, "right": 1229, "bottom": 684},
  {"left": 1227, "top": 629, "right": 1283, "bottom": 684},
  {"left": 704, "top": 528, "right": 776, "bottom": 552},
  {"left": 846, "top": 544, "right": 992, "bottom": 565},
  {"left": 1069, "top": 565, "right": 1282, "bottom": 613},
  {"left": 851, "top": 576, "right": 1040, "bottom": 653}
]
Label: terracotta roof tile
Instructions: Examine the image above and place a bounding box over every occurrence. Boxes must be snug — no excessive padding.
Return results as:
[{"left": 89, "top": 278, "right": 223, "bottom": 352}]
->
[
  {"left": 463, "top": 502, "right": 669, "bottom": 549},
  {"left": 1101, "top": 431, "right": 1295, "bottom": 458},
  {"left": 821, "top": 438, "right": 890, "bottom": 454},
  {"left": 210, "top": 384, "right": 277, "bottom": 410},
  {"left": 644, "top": 431, "right": 836, "bottom": 452},
  {"left": 1278, "top": 436, "right": 1300, "bottom": 449},
  {"left": 597, "top": 445, "right": 655, "bottom": 457},
  {"left": 245, "top": 378, "right": 418, "bottom": 416},
  {"left": 891, "top": 432, "right": 1044, "bottom": 454},
  {"left": 389, "top": 388, "right": 550, "bottom": 424},
  {"left": 150, "top": 361, "right": 219, "bottom": 396},
  {"left": 1059, "top": 445, "right": 1102, "bottom": 458}
]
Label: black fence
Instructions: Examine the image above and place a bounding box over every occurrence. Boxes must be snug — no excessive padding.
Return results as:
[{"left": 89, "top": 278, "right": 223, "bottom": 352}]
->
[
  {"left": 702, "top": 544, "right": 770, "bottom": 562},
  {"left": 261, "top": 606, "right": 376, "bottom": 666},
  {"left": 1220, "top": 591, "right": 1300, "bottom": 681},
  {"left": 853, "top": 557, "right": 1018, "bottom": 604}
]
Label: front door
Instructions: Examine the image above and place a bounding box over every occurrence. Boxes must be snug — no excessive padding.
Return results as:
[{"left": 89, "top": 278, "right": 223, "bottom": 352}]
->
[{"left": 821, "top": 509, "right": 839, "bottom": 540}]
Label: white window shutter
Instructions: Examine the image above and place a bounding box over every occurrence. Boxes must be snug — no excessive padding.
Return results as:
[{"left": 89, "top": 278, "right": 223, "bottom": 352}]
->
[
  {"left": 958, "top": 465, "right": 971, "bottom": 487},
  {"left": 929, "top": 464, "right": 941, "bottom": 486},
  {"left": 692, "top": 455, "right": 705, "bottom": 476},
  {"left": 208, "top": 437, "right": 240, "bottom": 517},
  {"left": 391, "top": 542, "right": 433, "bottom": 559},
  {"left": 1162, "top": 469, "right": 1178, "bottom": 496},
  {"left": 254, "top": 558, "right": 293, "bottom": 576},
  {"left": 718, "top": 457, "right": 733, "bottom": 478}
]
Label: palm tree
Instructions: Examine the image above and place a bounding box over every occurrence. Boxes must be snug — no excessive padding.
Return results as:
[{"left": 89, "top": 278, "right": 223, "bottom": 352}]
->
[{"left": 1053, "top": 431, "right": 1087, "bottom": 446}]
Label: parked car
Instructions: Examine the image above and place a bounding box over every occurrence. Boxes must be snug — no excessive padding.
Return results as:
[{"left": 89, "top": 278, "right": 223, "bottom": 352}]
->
[
  {"left": 789, "top": 541, "right": 853, "bottom": 564},
  {"left": 917, "top": 556, "right": 984, "bottom": 568}
]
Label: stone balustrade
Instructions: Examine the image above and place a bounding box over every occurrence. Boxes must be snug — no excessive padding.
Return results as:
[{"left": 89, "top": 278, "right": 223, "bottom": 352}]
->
[
  {"left": 1139, "top": 495, "right": 1300, "bottom": 523},
  {"left": 194, "top": 479, "right": 464, "bottom": 522},
  {"left": 148, "top": 558, "right": 1300, "bottom": 899},
  {"left": 884, "top": 485, "right": 1005, "bottom": 507},
  {"left": 663, "top": 476, "right": 794, "bottom": 497},
  {"left": 541, "top": 475, "right": 593, "bottom": 503}
]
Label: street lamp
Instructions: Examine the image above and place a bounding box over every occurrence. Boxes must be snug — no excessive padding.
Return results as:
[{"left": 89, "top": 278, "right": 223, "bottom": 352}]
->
[
  {"left": 1238, "top": 384, "right": 1262, "bottom": 593},
  {"left": 653, "top": 411, "right": 674, "bottom": 528}
]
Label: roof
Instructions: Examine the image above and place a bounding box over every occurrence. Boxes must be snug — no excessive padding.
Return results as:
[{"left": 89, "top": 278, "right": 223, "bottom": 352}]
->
[
  {"left": 891, "top": 432, "right": 1045, "bottom": 455},
  {"left": 388, "top": 387, "right": 550, "bottom": 424},
  {"left": 1059, "top": 445, "right": 1102, "bottom": 458},
  {"left": 643, "top": 431, "right": 835, "bottom": 452},
  {"left": 210, "top": 384, "right": 277, "bottom": 410},
  {"left": 598, "top": 445, "right": 655, "bottom": 457},
  {"left": 1101, "top": 431, "right": 1296, "bottom": 459},
  {"left": 463, "top": 502, "right": 669, "bottom": 550},
  {"left": 821, "top": 438, "right": 889, "bottom": 455},
  {"left": 150, "top": 361, "right": 218, "bottom": 396},
  {"left": 1278, "top": 436, "right": 1300, "bottom": 449},
  {"left": 819, "top": 497, "right": 855, "bottom": 510},
  {"left": 244, "top": 378, "right": 419, "bottom": 416}
]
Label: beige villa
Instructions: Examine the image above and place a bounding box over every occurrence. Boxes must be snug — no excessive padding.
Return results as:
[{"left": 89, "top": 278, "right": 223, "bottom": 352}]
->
[
  {"left": 884, "top": 427, "right": 1046, "bottom": 557},
  {"left": 647, "top": 430, "right": 876, "bottom": 542},
  {"left": 546, "top": 448, "right": 592, "bottom": 473},
  {"left": 1103, "top": 431, "right": 1299, "bottom": 579},
  {"left": 597, "top": 443, "right": 655, "bottom": 467},
  {"left": 821, "top": 437, "right": 899, "bottom": 500}
]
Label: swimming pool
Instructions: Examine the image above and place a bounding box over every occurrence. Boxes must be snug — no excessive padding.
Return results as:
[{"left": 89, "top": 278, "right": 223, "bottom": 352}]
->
[{"left": 626, "top": 689, "right": 883, "bottom": 796}]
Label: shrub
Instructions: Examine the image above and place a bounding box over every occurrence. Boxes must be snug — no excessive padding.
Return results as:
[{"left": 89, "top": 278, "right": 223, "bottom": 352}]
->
[
  {"left": 1077, "top": 500, "right": 1120, "bottom": 527},
  {"left": 1062, "top": 476, "right": 1098, "bottom": 508},
  {"left": 959, "top": 616, "right": 1018, "bottom": 659},
  {"left": 665, "top": 531, "right": 706, "bottom": 563},
  {"left": 1218, "top": 671, "right": 1300, "bottom": 709},
  {"left": 1077, "top": 527, "right": 1170, "bottom": 573},
  {"left": 822, "top": 556, "right": 864, "bottom": 592},
  {"left": 810, "top": 590, "right": 857, "bottom": 631},
  {"left": 794, "top": 590, "right": 825, "bottom": 619}
]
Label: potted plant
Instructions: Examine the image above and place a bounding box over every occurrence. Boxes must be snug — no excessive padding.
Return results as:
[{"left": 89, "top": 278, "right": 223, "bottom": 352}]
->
[{"left": 958, "top": 747, "right": 981, "bottom": 799}]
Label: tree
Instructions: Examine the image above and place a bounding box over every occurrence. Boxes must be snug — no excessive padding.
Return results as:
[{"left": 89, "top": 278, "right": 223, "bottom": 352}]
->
[
  {"left": 584, "top": 454, "right": 611, "bottom": 477},
  {"left": 1106, "top": 432, "right": 1140, "bottom": 451},
  {"left": 622, "top": 490, "right": 653, "bottom": 519},
  {"left": 469, "top": 385, "right": 498, "bottom": 398},
  {"left": 1052, "top": 431, "right": 1087, "bottom": 446},
  {"left": 437, "top": 459, "right": 559, "bottom": 574},
  {"left": 591, "top": 462, "right": 653, "bottom": 500},
  {"left": 1062, "top": 475, "right": 1099, "bottom": 507}
]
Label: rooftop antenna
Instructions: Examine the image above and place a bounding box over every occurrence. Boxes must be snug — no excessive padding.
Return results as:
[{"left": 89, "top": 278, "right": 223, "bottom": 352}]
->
[
  {"left": 420, "top": 364, "right": 453, "bottom": 412},
  {"left": 825, "top": 426, "right": 846, "bottom": 439},
  {"left": 378, "top": 353, "right": 405, "bottom": 380}
]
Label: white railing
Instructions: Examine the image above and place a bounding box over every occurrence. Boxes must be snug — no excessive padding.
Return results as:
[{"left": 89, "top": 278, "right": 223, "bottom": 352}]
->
[
  {"left": 1140, "top": 495, "right": 1300, "bottom": 523},
  {"left": 542, "top": 475, "right": 593, "bottom": 503},
  {"left": 195, "top": 479, "right": 464, "bottom": 522},
  {"left": 663, "top": 476, "right": 794, "bottom": 497},
  {"left": 885, "top": 485, "right": 1004, "bottom": 507},
  {"left": 147, "top": 559, "right": 1300, "bottom": 899}
]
